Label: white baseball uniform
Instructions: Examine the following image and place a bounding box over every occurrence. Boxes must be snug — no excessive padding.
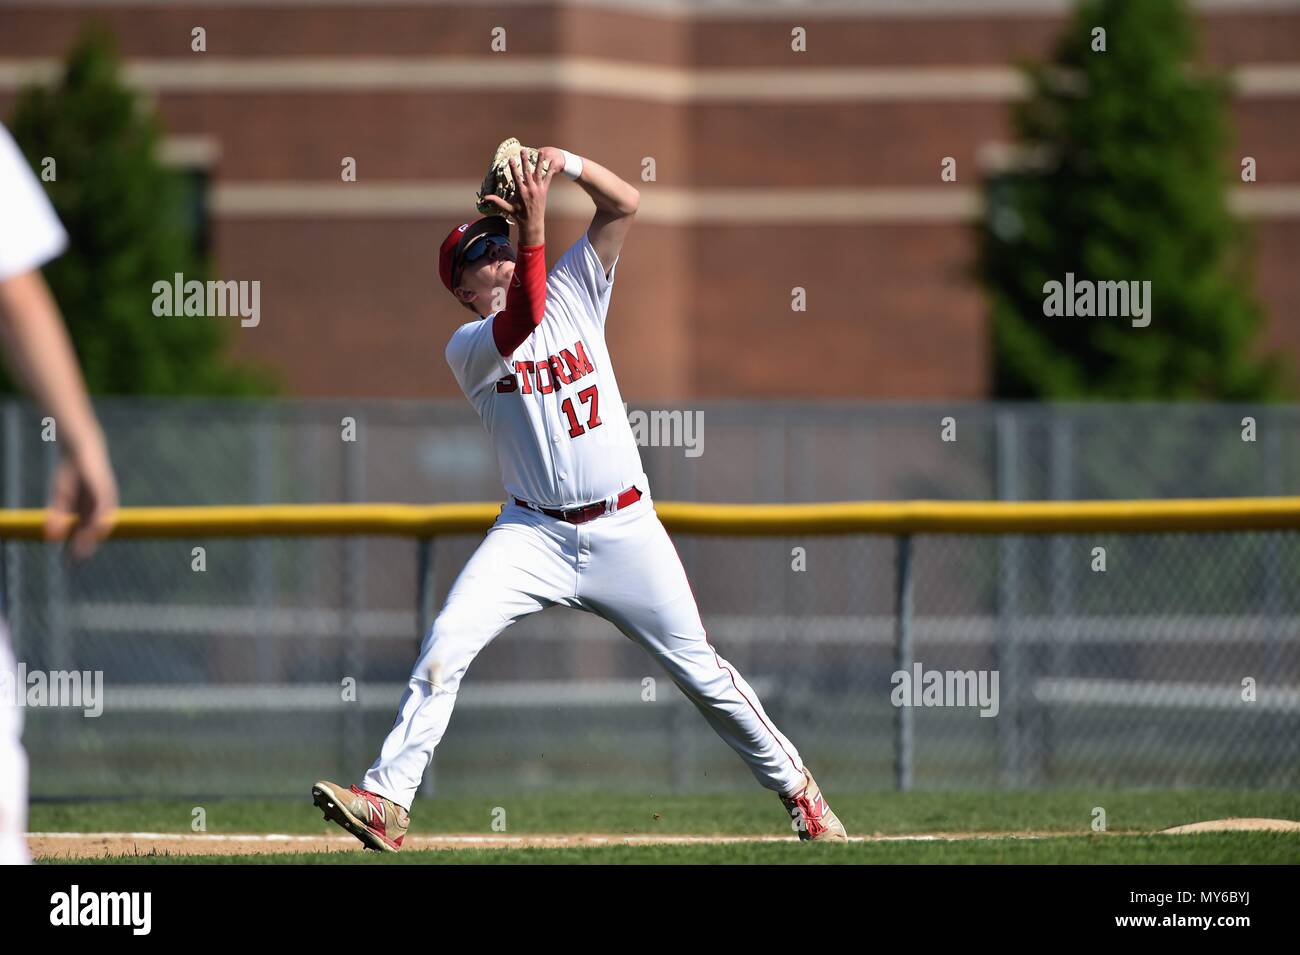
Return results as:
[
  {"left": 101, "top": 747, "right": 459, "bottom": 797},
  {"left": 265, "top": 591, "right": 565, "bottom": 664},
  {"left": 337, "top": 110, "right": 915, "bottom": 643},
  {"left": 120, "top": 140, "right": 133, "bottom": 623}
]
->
[
  {"left": 0, "top": 121, "right": 69, "bottom": 865},
  {"left": 361, "top": 232, "right": 807, "bottom": 808}
]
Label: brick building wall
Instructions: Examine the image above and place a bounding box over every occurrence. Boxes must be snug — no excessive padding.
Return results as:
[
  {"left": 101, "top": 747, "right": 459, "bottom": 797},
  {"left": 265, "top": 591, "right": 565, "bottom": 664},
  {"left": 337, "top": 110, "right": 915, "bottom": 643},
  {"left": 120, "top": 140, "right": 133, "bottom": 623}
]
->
[{"left": 1, "top": 0, "right": 1297, "bottom": 400}]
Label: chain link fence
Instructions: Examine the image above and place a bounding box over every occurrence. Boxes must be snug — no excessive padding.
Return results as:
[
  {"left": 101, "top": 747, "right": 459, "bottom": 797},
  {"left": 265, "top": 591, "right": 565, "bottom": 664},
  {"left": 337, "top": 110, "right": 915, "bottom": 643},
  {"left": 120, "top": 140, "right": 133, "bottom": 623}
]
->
[{"left": 3, "top": 400, "right": 1299, "bottom": 796}]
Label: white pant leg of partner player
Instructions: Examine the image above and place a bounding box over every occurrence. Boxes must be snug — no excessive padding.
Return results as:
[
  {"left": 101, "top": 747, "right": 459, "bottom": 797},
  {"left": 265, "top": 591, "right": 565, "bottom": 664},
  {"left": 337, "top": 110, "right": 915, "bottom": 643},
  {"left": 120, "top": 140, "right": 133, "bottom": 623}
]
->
[
  {"left": 361, "top": 490, "right": 806, "bottom": 808},
  {"left": 0, "top": 625, "right": 32, "bottom": 864}
]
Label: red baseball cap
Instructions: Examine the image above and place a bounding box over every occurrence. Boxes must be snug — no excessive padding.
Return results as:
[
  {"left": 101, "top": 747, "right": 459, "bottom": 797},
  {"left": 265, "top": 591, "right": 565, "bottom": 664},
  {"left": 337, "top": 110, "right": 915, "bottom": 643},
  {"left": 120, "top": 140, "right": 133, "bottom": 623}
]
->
[{"left": 438, "top": 215, "right": 511, "bottom": 293}]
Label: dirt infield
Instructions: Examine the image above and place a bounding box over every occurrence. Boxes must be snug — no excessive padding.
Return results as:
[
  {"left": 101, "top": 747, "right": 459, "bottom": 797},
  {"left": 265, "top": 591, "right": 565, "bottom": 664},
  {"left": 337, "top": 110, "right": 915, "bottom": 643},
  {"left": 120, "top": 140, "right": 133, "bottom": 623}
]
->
[
  {"left": 29, "top": 830, "right": 1064, "bottom": 859},
  {"left": 1159, "top": 817, "right": 1300, "bottom": 834}
]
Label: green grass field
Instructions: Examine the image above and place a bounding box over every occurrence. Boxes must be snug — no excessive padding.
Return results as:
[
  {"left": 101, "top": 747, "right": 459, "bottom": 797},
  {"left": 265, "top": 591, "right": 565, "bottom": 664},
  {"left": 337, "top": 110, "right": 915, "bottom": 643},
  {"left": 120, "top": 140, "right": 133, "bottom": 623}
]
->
[{"left": 29, "top": 789, "right": 1300, "bottom": 864}]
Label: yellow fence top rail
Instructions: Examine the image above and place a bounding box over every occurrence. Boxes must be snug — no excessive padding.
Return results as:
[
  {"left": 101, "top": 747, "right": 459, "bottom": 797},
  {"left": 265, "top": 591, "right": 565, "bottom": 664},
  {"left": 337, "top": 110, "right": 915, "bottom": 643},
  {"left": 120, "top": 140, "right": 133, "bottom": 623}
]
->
[{"left": 3, "top": 497, "right": 1300, "bottom": 539}]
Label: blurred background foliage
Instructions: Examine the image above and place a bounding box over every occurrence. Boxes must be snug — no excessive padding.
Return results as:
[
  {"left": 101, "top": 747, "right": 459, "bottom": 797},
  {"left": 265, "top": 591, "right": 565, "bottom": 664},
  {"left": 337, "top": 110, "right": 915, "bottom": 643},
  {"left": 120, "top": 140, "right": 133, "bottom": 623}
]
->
[
  {"left": 3, "top": 29, "right": 275, "bottom": 397},
  {"left": 980, "top": 0, "right": 1287, "bottom": 400}
]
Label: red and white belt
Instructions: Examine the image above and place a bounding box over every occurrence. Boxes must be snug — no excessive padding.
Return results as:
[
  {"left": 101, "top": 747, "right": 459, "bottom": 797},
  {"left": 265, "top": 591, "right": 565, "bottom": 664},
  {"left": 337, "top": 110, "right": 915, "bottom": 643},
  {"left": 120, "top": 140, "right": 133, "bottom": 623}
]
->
[{"left": 514, "top": 485, "right": 643, "bottom": 525}]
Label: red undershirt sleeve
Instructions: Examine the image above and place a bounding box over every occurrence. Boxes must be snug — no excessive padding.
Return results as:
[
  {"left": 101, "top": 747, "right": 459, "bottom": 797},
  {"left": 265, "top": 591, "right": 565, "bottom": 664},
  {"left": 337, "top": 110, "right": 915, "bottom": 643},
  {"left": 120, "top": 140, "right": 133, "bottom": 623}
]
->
[{"left": 491, "top": 243, "right": 546, "bottom": 357}]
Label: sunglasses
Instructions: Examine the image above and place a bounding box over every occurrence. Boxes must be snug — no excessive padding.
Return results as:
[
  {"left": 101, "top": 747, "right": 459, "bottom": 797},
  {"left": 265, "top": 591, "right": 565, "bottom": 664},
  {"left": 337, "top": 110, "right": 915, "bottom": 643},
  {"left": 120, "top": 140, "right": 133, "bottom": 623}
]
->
[{"left": 455, "top": 234, "right": 513, "bottom": 285}]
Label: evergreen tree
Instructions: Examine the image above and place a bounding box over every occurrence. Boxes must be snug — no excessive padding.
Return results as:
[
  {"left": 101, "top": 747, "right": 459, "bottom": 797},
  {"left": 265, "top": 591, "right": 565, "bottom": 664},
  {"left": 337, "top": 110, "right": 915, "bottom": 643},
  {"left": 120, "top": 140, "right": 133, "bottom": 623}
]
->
[
  {"left": 4, "top": 29, "right": 274, "bottom": 395},
  {"left": 980, "top": 0, "right": 1284, "bottom": 399}
]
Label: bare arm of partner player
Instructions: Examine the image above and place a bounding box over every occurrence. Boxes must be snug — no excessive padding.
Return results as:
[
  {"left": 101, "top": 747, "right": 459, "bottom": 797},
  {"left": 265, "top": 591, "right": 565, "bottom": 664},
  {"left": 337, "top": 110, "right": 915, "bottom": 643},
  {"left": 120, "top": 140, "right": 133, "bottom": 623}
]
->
[
  {"left": 0, "top": 270, "right": 118, "bottom": 556},
  {"left": 538, "top": 149, "right": 639, "bottom": 276}
]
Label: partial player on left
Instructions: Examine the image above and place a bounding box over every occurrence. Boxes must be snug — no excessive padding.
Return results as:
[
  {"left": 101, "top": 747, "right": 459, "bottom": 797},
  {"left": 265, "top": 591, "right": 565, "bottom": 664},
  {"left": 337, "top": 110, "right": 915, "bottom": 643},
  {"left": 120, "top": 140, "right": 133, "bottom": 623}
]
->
[{"left": 0, "top": 121, "right": 119, "bottom": 865}]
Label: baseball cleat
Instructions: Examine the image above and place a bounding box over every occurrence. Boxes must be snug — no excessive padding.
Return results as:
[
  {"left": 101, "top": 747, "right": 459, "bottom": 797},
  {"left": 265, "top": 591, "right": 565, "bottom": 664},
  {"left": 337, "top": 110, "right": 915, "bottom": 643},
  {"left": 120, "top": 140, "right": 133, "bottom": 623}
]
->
[
  {"left": 312, "top": 780, "right": 410, "bottom": 852},
  {"left": 781, "top": 769, "right": 848, "bottom": 842}
]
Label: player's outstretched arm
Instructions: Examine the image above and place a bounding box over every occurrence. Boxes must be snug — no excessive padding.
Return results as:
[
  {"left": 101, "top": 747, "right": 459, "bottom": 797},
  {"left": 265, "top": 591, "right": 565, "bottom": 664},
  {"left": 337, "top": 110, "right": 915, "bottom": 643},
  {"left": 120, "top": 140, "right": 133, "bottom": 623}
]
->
[
  {"left": 539, "top": 148, "right": 639, "bottom": 277},
  {"left": 479, "top": 153, "right": 553, "bottom": 354},
  {"left": 0, "top": 269, "right": 118, "bottom": 557}
]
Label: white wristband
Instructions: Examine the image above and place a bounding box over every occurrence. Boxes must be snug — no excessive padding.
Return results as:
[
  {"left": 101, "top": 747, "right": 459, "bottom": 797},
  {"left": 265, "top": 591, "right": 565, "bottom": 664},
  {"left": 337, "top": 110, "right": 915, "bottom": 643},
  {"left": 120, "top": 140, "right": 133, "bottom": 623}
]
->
[{"left": 559, "top": 149, "right": 583, "bottom": 181}]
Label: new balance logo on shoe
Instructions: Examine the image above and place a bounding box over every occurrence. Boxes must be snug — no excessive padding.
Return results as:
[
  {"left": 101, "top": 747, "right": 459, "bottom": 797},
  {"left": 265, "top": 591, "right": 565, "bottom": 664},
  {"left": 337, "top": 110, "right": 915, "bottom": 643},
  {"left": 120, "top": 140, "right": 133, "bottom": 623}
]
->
[{"left": 312, "top": 780, "right": 411, "bottom": 852}]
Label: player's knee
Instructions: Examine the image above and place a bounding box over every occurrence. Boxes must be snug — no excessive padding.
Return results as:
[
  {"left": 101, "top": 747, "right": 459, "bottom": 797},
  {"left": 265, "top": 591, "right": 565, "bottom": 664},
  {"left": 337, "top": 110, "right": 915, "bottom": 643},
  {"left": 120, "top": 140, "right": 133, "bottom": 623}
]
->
[
  {"left": 412, "top": 608, "right": 489, "bottom": 689},
  {"left": 413, "top": 645, "right": 463, "bottom": 691},
  {"left": 668, "top": 666, "right": 732, "bottom": 707}
]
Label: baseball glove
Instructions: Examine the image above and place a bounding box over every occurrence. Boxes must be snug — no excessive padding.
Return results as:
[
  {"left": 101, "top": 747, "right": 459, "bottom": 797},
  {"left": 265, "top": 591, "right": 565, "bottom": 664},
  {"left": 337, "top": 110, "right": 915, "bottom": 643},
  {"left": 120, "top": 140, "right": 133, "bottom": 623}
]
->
[{"left": 475, "top": 137, "right": 549, "bottom": 223}]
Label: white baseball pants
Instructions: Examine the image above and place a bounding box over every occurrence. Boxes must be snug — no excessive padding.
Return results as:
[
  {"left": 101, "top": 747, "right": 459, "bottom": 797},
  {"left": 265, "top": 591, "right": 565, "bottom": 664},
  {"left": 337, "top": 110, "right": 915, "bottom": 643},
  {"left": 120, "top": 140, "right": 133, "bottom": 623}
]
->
[
  {"left": 362, "top": 493, "right": 806, "bottom": 809},
  {"left": 0, "top": 623, "right": 31, "bottom": 865}
]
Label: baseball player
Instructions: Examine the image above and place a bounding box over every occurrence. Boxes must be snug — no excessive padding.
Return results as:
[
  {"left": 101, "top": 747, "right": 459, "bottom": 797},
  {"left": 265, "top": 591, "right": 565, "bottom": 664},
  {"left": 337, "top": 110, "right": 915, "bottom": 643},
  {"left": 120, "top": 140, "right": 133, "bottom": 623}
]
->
[
  {"left": 313, "top": 146, "right": 846, "bottom": 848},
  {"left": 0, "top": 121, "right": 119, "bottom": 864}
]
